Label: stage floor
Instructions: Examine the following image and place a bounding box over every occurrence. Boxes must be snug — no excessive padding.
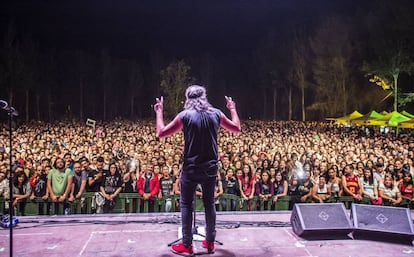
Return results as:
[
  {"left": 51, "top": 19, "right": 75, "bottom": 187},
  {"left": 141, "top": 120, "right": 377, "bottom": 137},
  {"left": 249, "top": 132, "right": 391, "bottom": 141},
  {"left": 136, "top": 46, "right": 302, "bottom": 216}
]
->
[{"left": 1, "top": 211, "right": 413, "bottom": 257}]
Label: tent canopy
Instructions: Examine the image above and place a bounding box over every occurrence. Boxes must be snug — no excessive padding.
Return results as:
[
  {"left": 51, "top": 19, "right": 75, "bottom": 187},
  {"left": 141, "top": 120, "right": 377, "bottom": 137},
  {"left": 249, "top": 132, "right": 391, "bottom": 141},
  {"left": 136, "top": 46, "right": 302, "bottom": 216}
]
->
[
  {"left": 326, "top": 110, "right": 363, "bottom": 125},
  {"left": 398, "top": 120, "right": 414, "bottom": 129},
  {"left": 367, "top": 111, "right": 412, "bottom": 127},
  {"left": 351, "top": 110, "right": 383, "bottom": 126}
]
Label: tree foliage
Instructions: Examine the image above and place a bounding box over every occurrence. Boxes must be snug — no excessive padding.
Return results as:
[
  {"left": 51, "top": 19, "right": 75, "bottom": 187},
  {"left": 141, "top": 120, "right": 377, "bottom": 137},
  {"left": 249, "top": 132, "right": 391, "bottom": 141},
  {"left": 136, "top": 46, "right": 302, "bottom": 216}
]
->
[
  {"left": 289, "top": 27, "right": 309, "bottom": 121},
  {"left": 127, "top": 60, "right": 144, "bottom": 118},
  {"left": 309, "top": 17, "right": 355, "bottom": 117},
  {"left": 361, "top": 1, "right": 414, "bottom": 112},
  {"left": 160, "top": 60, "right": 195, "bottom": 118},
  {"left": 362, "top": 49, "right": 414, "bottom": 111}
]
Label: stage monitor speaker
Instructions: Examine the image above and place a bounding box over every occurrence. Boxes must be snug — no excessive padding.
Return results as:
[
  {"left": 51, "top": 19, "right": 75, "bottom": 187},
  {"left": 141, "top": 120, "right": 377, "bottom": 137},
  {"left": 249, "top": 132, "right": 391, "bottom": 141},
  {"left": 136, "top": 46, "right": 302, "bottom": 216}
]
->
[
  {"left": 290, "top": 203, "right": 353, "bottom": 239},
  {"left": 351, "top": 203, "right": 414, "bottom": 244}
]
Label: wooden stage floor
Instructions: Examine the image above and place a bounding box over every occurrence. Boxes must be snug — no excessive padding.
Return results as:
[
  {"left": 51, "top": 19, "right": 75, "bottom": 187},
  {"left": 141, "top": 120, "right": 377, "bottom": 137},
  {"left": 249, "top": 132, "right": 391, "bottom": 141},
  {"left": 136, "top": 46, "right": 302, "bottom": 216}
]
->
[{"left": 1, "top": 211, "right": 413, "bottom": 257}]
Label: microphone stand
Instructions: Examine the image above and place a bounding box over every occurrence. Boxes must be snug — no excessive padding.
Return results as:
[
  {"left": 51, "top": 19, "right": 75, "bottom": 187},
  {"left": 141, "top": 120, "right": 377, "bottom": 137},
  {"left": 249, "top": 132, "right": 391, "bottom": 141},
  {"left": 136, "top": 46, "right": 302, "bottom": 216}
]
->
[
  {"left": 168, "top": 191, "right": 224, "bottom": 248},
  {"left": 0, "top": 100, "right": 17, "bottom": 257},
  {"left": 7, "top": 107, "right": 14, "bottom": 257},
  {"left": 7, "top": 105, "right": 14, "bottom": 257}
]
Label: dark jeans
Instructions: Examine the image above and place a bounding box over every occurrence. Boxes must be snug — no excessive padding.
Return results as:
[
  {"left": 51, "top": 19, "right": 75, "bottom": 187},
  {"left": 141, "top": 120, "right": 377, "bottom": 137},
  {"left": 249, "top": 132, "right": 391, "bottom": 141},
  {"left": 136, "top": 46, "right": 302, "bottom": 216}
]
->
[
  {"left": 180, "top": 171, "right": 217, "bottom": 246},
  {"left": 220, "top": 198, "right": 237, "bottom": 211}
]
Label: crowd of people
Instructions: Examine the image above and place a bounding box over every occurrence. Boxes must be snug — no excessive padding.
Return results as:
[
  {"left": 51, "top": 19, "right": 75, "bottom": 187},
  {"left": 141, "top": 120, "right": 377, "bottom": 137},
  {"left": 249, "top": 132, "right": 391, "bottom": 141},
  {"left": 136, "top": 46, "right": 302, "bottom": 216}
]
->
[{"left": 0, "top": 119, "right": 413, "bottom": 215}]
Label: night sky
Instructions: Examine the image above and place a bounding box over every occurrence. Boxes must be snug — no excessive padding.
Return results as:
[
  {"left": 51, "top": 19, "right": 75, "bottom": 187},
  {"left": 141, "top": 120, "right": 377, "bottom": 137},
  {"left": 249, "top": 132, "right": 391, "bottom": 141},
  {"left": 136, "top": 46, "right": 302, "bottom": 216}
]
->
[
  {"left": 0, "top": 1, "right": 413, "bottom": 121},
  {"left": 1, "top": 1, "right": 355, "bottom": 57}
]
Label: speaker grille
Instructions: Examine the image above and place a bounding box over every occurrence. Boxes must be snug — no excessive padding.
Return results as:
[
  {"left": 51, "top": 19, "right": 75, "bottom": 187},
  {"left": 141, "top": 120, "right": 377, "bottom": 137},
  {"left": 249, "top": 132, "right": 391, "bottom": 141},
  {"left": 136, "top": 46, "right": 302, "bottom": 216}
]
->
[
  {"left": 352, "top": 204, "right": 414, "bottom": 235},
  {"left": 298, "top": 204, "right": 351, "bottom": 229},
  {"left": 291, "top": 203, "right": 353, "bottom": 239}
]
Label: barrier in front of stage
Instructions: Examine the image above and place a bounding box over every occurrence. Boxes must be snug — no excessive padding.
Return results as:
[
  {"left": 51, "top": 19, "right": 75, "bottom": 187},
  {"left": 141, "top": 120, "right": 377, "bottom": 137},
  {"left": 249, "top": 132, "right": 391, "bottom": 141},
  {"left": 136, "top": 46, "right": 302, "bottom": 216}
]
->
[{"left": 0, "top": 193, "right": 291, "bottom": 215}]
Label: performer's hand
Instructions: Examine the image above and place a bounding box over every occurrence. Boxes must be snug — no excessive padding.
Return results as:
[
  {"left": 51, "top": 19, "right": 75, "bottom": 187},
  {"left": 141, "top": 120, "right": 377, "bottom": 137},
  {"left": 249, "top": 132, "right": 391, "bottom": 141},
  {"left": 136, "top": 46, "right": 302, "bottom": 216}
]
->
[
  {"left": 225, "top": 96, "right": 236, "bottom": 110},
  {"left": 154, "top": 96, "right": 164, "bottom": 113}
]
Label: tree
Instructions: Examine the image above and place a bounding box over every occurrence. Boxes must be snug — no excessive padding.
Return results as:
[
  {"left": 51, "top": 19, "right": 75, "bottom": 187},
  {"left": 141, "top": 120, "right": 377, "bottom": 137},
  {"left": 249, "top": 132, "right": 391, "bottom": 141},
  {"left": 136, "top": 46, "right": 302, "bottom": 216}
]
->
[
  {"left": 363, "top": 51, "right": 414, "bottom": 112},
  {"left": 160, "top": 60, "right": 195, "bottom": 118},
  {"left": 21, "top": 36, "right": 40, "bottom": 122},
  {"left": 290, "top": 28, "right": 310, "bottom": 121},
  {"left": 100, "top": 49, "right": 111, "bottom": 121},
  {"left": 41, "top": 49, "right": 58, "bottom": 121},
  {"left": 0, "top": 22, "right": 24, "bottom": 107},
  {"left": 76, "top": 50, "right": 93, "bottom": 120},
  {"left": 199, "top": 52, "right": 214, "bottom": 88},
  {"left": 127, "top": 60, "right": 144, "bottom": 118},
  {"left": 309, "top": 17, "right": 355, "bottom": 117},
  {"left": 361, "top": 1, "right": 414, "bottom": 112},
  {"left": 254, "top": 31, "right": 276, "bottom": 119}
]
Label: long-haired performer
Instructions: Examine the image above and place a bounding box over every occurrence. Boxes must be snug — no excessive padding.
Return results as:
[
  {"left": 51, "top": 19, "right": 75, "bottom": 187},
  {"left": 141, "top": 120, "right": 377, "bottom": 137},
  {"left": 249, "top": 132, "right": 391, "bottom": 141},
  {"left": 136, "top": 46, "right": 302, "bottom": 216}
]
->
[{"left": 154, "top": 85, "right": 241, "bottom": 256}]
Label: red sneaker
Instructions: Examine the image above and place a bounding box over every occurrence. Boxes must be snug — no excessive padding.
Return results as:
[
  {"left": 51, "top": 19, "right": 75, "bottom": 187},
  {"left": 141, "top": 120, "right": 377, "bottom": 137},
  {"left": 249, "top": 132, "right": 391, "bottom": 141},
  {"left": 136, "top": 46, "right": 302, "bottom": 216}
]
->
[
  {"left": 202, "top": 240, "right": 215, "bottom": 253},
  {"left": 171, "top": 242, "right": 194, "bottom": 256}
]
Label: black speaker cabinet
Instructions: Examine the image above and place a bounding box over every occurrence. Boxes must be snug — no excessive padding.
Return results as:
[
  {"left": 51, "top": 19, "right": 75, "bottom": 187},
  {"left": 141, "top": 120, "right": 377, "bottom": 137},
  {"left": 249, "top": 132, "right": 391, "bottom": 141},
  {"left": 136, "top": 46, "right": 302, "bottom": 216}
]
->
[
  {"left": 351, "top": 203, "right": 414, "bottom": 244},
  {"left": 290, "top": 203, "right": 353, "bottom": 239}
]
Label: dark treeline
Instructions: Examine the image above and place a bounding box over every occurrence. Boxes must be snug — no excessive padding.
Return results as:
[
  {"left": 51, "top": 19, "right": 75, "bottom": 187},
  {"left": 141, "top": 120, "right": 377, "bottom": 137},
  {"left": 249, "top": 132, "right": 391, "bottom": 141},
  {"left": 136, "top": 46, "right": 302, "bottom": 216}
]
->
[{"left": 0, "top": 0, "right": 413, "bottom": 122}]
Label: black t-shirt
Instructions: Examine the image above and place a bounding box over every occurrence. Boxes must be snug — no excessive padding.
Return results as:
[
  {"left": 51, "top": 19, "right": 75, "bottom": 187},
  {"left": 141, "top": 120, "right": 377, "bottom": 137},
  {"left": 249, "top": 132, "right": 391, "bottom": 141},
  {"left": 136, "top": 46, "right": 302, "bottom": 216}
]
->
[
  {"left": 101, "top": 173, "right": 122, "bottom": 194},
  {"left": 223, "top": 177, "right": 240, "bottom": 196},
  {"left": 259, "top": 182, "right": 271, "bottom": 195},
  {"left": 179, "top": 108, "right": 221, "bottom": 177},
  {"left": 159, "top": 177, "right": 174, "bottom": 197},
  {"left": 298, "top": 180, "right": 314, "bottom": 196},
  {"left": 123, "top": 176, "right": 136, "bottom": 193},
  {"left": 32, "top": 174, "right": 48, "bottom": 197},
  {"left": 87, "top": 169, "right": 105, "bottom": 192}
]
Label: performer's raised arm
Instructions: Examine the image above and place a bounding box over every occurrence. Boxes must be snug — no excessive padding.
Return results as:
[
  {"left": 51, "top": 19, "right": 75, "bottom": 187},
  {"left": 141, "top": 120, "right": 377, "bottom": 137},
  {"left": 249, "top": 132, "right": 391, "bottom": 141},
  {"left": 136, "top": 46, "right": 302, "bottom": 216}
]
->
[
  {"left": 154, "top": 96, "right": 183, "bottom": 138},
  {"left": 220, "top": 96, "right": 241, "bottom": 133}
]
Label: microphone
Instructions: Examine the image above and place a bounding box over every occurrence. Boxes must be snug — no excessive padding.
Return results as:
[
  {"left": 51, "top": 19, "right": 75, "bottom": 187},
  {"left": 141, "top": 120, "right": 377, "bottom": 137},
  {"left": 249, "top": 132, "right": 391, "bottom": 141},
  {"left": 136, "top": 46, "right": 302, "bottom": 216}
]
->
[{"left": 0, "top": 100, "right": 19, "bottom": 117}]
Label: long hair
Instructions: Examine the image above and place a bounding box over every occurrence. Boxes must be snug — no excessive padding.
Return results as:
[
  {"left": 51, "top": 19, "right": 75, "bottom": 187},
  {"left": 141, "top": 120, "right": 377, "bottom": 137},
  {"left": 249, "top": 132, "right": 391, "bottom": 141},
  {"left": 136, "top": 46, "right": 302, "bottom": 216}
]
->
[
  {"left": 363, "top": 168, "right": 374, "bottom": 185},
  {"left": 14, "top": 170, "right": 28, "bottom": 187},
  {"left": 183, "top": 85, "right": 212, "bottom": 112}
]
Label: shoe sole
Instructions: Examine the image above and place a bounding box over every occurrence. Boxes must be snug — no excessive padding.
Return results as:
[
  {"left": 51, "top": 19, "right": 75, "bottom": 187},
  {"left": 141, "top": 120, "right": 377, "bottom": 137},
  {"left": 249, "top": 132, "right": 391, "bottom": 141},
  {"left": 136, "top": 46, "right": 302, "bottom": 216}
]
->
[
  {"left": 196, "top": 251, "right": 215, "bottom": 255},
  {"left": 201, "top": 247, "right": 215, "bottom": 254},
  {"left": 171, "top": 249, "right": 194, "bottom": 257}
]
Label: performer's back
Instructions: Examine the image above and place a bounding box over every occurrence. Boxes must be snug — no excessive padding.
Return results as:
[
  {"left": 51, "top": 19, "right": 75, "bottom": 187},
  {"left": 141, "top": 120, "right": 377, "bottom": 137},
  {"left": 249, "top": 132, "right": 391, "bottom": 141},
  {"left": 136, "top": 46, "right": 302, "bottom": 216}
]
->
[{"left": 179, "top": 108, "right": 221, "bottom": 176}]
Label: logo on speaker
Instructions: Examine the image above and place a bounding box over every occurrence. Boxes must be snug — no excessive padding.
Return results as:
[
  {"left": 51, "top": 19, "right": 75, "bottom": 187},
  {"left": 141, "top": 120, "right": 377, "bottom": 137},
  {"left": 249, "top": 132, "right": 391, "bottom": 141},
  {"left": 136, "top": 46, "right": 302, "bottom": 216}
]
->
[
  {"left": 318, "top": 211, "right": 329, "bottom": 221},
  {"left": 376, "top": 213, "right": 388, "bottom": 224}
]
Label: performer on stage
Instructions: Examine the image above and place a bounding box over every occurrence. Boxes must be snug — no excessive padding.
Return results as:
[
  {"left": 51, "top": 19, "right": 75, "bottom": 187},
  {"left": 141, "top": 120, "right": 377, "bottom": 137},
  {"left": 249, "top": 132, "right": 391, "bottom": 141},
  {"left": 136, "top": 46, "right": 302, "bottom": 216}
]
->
[{"left": 154, "top": 85, "right": 241, "bottom": 256}]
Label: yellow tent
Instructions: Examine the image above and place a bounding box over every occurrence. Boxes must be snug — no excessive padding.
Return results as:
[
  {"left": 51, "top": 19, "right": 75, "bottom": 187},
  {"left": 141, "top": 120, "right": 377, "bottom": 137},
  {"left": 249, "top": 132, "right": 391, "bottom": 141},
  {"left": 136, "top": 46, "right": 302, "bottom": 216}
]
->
[
  {"left": 367, "top": 111, "right": 412, "bottom": 127},
  {"left": 351, "top": 110, "right": 383, "bottom": 126},
  {"left": 380, "top": 111, "right": 389, "bottom": 116},
  {"left": 326, "top": 110, "right": 363, "bottom": 125},
  {"left": 398, "top": 120, "right": 414, "bottom": 129}
]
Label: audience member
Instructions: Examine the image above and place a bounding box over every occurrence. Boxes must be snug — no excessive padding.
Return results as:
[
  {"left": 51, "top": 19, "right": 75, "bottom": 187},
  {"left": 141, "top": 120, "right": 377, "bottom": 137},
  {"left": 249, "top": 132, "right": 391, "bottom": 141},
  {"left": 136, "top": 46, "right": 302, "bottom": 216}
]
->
[
  {"left": 47, "top": 157, "right": 73, "bottom": 214},
  {"left": 0, "top": 119, "right": 413, "bottom": 213},
  {"left": 100, "top": 163, "right": 123, "bottom": 213}
]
